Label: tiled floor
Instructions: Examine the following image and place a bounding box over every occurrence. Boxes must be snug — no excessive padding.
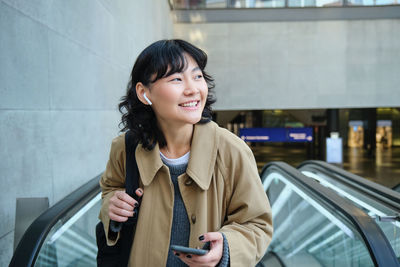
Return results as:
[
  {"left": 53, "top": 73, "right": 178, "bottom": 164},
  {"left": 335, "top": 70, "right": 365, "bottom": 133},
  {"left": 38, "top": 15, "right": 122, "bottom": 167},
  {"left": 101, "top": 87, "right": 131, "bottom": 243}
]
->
[{"left": 251, "top": 144, "right": 400, "bottom": 189}]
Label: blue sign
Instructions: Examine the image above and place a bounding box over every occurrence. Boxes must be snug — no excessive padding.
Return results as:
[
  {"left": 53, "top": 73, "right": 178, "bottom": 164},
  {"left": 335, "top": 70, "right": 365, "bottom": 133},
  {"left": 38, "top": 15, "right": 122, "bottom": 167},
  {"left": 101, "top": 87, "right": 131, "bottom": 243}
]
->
[
  {"left": 287, "top": 128, "right": 313, "bottom": 142},
  {"left": 240, "top": 127, "right": 313, "bottom": 143}
]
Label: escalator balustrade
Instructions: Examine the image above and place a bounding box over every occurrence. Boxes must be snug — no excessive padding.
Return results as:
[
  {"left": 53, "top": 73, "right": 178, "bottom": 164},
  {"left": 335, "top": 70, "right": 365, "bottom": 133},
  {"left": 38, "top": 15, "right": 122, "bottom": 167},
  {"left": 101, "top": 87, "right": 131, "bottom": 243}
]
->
[
  {"left": 298, "top": 160, "right": 400, "bottom": 264},
  {"left": 259, "top": 162, "right": 399, "bottom": 267}
]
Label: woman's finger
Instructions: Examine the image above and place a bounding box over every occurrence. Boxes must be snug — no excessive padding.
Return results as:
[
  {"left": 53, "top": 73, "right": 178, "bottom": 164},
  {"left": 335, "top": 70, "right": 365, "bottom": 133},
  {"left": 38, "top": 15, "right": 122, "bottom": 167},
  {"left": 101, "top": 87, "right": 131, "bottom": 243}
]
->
[
  {"left": 174, "top": 232, "right": 224, "bottom": 266},
  {"left": 135, "top": 188, "right": 144, "bottom": 198},
  {"left": 178, "top": 254, "right": 220, "bottom": 267},
  {"left": 109, "top": 213, "right": 129, "bottom": 222},
  {"left": 111, "top": 198, "right": 134, "bottom": 211},
  {"left": 109, "top": 206, "right": 134, "bottom": 217},
  {"left": 199, "top": 232, "right": 223, "bottom": 243},
  {"left": 115, "top": 191, "right": 136, "bottom": 207},
  {"left": 111, "top": 191, "right": 141, "bottom": 211},
  {"left": 109, "top": 191, "right": 139, "bottom": 220},
  {"left": 174, "top": 252, "right": 201, "bottom": 267}
]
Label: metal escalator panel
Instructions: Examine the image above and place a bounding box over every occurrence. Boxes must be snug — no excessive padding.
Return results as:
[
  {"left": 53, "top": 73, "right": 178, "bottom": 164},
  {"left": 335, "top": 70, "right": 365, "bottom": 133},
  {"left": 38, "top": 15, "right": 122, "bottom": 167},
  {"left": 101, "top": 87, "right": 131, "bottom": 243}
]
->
[
  {"left": 259, "top": 162, "right": 399, "bottom": 267},
  {"left": 298, "top": 160, "right": 400, "bottom": 263}
]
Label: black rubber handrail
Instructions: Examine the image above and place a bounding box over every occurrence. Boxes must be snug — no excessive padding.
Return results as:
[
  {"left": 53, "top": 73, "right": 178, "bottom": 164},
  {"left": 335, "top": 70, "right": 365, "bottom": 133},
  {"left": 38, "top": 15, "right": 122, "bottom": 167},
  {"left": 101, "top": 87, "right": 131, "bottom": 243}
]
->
[
  {"left": 261, "top": 162, "right": 399, "bottom": 267},
  {"left": 298, "top": 160, "right": 400, "bottom": 211},
  {"left": 9, "top": 174, "right": 102, "bottom": 267}
]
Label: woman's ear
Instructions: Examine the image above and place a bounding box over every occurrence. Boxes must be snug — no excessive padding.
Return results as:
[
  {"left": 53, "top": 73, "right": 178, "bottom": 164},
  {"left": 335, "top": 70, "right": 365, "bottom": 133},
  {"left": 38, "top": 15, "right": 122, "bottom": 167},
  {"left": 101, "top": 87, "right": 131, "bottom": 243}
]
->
[{"left": 136, "top": 83, "right": 152, "bottom": 105}]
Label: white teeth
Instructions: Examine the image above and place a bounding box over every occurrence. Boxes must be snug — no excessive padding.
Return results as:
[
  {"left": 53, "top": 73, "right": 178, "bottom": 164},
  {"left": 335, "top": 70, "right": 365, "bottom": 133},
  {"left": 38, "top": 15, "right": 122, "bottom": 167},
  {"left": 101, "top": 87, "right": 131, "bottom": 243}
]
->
[{"left": 182, "top": 101, "right": 197, "bottom": 107}]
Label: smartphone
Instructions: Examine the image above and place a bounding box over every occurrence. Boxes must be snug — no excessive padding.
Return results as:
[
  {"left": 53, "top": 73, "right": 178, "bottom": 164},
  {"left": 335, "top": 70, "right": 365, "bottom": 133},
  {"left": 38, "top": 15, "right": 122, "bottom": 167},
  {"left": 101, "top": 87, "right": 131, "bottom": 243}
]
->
[{"left": 171, "top": 245, "right": 209, "bottom": 256}]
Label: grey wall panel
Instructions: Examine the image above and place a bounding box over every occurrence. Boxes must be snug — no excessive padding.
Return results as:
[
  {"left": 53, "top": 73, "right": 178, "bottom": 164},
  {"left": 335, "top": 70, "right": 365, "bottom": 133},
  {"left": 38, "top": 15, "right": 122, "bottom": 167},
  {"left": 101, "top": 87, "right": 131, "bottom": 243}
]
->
[
  {"left": 0, "top": 111, "right": 53, "bottom": 238},
  {"left": 1, "top": 0, "right": 173, "bottom": 264},
  {"left": 48, "top": 1, "right": 114, "bottom": 61},
  {"left": 174, "top": 19, "right": 400, "bottom": 110},
  {"left": 0, "top": 3, "right": 49, "bottom": 109},
  {"left": 50, "top": 110, "right": 120, "bottom": 204},
  {"left": 0, "top": 231, "right": 13, "bottom": 267},
  {"left": 111, "top": 28, "right": 137, "bottom": 70},
  {"left": 1, "top": 0, "right": 51, "bottom": 25},
  {"left": 48, "top": 33, "right": 125, "bottom": 110}
]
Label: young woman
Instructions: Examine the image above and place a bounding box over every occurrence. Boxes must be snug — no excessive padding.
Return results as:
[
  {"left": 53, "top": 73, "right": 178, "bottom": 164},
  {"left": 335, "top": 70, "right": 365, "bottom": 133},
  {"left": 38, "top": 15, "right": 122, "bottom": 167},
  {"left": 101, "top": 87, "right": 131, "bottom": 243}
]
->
[{"left": 99, "top": 39, "right": 273, "bottom": 266}]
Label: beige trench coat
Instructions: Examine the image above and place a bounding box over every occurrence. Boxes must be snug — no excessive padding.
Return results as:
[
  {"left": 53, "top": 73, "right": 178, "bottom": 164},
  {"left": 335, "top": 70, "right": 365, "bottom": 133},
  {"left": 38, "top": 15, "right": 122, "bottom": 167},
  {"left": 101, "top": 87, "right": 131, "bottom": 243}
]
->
[{"left": 99, "top": 121, "right": 273, "bottom": 266}]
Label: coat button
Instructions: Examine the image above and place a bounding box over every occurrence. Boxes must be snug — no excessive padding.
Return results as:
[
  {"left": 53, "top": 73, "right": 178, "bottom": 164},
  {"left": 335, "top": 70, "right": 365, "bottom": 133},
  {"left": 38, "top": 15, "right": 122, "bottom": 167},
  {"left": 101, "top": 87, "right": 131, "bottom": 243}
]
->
[
  {"left": 191, "top": 214, "right": 196, "bottom": 224},
  {"left": 185, "top": 178, "right": 193, "bottom": 186}
]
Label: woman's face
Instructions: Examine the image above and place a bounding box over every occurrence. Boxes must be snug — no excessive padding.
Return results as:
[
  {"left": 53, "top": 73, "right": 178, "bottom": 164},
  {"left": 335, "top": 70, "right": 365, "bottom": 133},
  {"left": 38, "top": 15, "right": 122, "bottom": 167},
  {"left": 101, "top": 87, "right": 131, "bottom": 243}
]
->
[{"left": 146, "top": 54, "right": 208, "bottom": 128}]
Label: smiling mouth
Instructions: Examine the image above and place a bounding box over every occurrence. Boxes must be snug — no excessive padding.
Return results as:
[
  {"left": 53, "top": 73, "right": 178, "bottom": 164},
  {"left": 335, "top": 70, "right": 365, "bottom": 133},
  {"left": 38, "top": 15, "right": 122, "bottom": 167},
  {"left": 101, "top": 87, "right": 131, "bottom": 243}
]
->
[{"left": 179, "top": 101, "right": 199, "bottom": 107}]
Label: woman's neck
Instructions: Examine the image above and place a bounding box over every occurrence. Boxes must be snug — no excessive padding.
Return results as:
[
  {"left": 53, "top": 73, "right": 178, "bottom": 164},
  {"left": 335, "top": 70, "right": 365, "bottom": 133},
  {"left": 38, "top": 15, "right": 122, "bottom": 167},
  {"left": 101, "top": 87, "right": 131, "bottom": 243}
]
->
[{"left": 159, "top": 123, "right": 193, "bottom": 159}]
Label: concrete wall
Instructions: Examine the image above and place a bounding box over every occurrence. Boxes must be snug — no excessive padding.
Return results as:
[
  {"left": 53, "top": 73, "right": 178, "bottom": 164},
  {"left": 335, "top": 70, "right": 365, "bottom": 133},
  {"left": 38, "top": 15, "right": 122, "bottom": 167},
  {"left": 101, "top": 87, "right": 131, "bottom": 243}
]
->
[
  {"left": 174, "top": 19, "right": 400, "bottom": 110},
  {"left": 0, "top": 0, "right": 172, "bottom": 265}
]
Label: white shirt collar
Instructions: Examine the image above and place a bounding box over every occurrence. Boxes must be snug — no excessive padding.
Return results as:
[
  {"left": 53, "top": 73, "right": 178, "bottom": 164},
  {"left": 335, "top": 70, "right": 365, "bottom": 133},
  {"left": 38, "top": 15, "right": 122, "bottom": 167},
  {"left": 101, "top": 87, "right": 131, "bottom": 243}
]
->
[{"left": 160, "top": 151, "right": 190, "bottom": 166}]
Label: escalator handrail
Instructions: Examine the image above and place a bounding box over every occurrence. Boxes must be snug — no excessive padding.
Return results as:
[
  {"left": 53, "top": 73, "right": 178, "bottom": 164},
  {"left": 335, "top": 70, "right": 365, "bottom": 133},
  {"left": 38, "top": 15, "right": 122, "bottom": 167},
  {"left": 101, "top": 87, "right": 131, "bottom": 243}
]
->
[
  {"left": 9, "top": 174, "right": 102, "bottom": 267},
  {"left": 298, "top": 160, "right": 400, "bottom": 211},
  {"left": 261, "top": 162, "right": 399, "bottom": 267},
  {"left": 394, "top": 183, "right": 400, "bottom": 193}
]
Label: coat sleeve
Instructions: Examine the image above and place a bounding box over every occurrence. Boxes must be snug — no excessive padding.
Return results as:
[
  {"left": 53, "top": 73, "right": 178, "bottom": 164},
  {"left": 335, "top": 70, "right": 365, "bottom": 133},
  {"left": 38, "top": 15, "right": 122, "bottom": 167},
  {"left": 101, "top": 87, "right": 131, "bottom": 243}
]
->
[
  {"left": 218, "top": 140, "right": 273, "bottom": 267},
  {"left": 98, "top": 134, "right": 126, "bottom": 246}
]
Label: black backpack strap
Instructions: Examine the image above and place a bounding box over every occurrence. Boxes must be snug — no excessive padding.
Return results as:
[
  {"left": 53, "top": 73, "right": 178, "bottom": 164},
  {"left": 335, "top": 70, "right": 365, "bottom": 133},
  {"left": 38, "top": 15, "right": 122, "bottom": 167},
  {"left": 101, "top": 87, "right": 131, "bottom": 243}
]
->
[
  {"left": 125, "top": 131, "right": 141, "bottom": 222},
  {"left": 117, "top": 131, "right": 140, "bottom": 266},
  {"left": 97, "top": 131, "right": 140, "bottom": 267},
  {"left": 125, "top": 130, "right": 140, "bottom": 199}
]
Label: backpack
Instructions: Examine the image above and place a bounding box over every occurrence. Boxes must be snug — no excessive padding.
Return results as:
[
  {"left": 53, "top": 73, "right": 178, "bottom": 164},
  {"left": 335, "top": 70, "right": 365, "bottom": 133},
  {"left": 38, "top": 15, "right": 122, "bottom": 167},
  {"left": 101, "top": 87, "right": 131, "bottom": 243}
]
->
[{"left": 96, "top": 131, "right": 140, "bottom": 267}]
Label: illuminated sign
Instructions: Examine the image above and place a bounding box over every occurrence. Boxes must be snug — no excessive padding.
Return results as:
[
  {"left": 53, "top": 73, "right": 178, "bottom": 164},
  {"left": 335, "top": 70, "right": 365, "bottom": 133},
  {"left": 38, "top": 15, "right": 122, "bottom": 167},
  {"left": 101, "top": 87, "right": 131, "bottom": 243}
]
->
[
  {"left": 326, "top": 137, "right": 343, "bottom": 164},
  {"left": 240, "top": 127, "right": 313, "bottom": 143}
]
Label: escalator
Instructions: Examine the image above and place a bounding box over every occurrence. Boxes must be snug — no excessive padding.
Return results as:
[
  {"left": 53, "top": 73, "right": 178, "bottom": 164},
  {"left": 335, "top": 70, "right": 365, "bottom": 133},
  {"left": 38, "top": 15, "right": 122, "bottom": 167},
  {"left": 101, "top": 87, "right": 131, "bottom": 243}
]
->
[
  {"left": 10, "top": 164, "right": 399, "bottom": 266},
  {"left": 10, "top": 175, "right": 101, "bottom": 267},
  {"left": 259, "top": 162, "right": 399, "bottom": 267},
  {"left": 298, "top": 160, "right": 400, "bottom": 264}
]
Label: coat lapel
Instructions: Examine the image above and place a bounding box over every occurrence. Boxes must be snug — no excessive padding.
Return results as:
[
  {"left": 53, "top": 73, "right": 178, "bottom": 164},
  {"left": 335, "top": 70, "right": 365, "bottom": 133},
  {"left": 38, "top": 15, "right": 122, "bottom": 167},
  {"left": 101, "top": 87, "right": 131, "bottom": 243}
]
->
[
  {"left": 135, "top": 142, "right": 163, "bottom": 187},
  {"left": 135, "top": 121, "right": 219, "bottom": 190},
  {"left": 187, "top": 121, "right": 218, "bottom": 190}
]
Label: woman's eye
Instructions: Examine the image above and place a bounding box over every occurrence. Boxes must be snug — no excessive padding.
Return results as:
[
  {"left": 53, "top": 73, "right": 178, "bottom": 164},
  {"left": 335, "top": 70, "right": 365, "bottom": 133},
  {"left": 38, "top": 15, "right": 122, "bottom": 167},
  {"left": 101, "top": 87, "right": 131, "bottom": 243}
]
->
[
  {"left": 195, "top": 74, "right": 203, "bottom": 79},
  {"left": 170, "top": 77, "right": 182, "bottom": 82}
]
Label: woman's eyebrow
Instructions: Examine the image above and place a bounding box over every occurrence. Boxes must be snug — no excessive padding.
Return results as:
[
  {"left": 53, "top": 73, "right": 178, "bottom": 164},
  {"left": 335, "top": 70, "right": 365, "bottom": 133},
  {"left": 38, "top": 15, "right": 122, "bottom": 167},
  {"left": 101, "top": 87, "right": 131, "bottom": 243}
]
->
[{"left": 191, "top": 66, "right": 201, "bottom": 72}]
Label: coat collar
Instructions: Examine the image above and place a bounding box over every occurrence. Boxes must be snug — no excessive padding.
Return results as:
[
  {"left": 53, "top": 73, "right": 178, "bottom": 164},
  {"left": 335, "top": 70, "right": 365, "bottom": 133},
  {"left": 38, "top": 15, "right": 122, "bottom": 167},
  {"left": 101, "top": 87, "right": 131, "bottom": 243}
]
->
[{"left": 135, "top": 121, "right": 218, "bottom": 190}]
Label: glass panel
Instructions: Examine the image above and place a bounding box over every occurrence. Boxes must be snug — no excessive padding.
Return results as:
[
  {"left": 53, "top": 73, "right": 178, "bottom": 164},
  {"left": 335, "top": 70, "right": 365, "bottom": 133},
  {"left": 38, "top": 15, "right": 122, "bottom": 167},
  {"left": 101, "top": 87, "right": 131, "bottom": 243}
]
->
[
  {"left": 34, "top": 193, "right": 101, "bottom": 267},
  {"left": 288, "top": 0, "right": 343, "bottom": 7},
  {"left": 230, "top": 0, "right": 286, "bottom": 8},
  {"left": 260, "top": 170, "right": 375, "bottom": 266},
  {"left": 206, "top": 0, "right": 229, "bottom": 7},
  {"left": 171, "top": 0, "right": 400, "bottom": 8},
  {"left": 346, "top": 0, "right": 398, "bottom": 5},
  {"left": 172, "top": 0, "right": 228, "bottom": 9},
  {"left": 302, "top": 169, "right": 400, "bottom": 262}
]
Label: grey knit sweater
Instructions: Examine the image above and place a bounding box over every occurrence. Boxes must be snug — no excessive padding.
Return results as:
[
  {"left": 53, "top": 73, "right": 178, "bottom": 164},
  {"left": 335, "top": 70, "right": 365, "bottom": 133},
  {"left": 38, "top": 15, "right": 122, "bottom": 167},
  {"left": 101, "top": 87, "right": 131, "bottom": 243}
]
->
[{"left": 163, "top": 161, "right": 230, "bottom": 267}]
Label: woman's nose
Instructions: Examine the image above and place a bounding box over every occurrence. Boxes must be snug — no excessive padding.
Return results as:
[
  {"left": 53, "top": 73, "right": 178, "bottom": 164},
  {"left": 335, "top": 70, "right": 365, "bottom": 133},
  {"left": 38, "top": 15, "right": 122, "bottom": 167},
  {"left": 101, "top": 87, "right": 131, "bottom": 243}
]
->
[{"left": 184, "top": 80, "right": 198, "bottom": 95}]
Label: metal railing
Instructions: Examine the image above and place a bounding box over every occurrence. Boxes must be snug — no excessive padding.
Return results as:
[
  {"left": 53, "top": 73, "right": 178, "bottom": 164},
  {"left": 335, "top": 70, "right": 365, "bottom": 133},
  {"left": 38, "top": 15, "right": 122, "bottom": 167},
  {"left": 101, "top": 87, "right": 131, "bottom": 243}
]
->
[{"left": 170, "top": 0, "right": 399, "bottom": 9}]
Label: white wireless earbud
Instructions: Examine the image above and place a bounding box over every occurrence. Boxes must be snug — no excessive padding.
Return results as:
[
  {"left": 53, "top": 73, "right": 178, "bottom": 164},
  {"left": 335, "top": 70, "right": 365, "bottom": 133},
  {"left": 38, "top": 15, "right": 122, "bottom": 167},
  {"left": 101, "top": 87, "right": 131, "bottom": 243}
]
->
[{"left": 143, "top": 92, "right": 152, "bottom": 105}]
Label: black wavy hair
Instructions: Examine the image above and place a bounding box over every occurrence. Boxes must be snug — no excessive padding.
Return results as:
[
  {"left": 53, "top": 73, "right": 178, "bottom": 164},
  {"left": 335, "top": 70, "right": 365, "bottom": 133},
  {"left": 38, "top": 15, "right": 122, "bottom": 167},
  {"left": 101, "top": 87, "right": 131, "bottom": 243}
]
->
[{"left": 118, "top": 39, "right": 216, "bottom": 150}]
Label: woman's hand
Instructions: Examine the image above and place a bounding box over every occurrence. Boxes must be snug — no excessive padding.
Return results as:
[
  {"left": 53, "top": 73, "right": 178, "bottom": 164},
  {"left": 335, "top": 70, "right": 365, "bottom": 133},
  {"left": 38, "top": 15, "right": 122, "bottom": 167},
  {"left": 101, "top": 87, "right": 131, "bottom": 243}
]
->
[
  {"left": 174, "top": 232, "right": 224, "bottom": 267},
  {"left": 108, "top": 188, "right": 143, "bottom": 222}
]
